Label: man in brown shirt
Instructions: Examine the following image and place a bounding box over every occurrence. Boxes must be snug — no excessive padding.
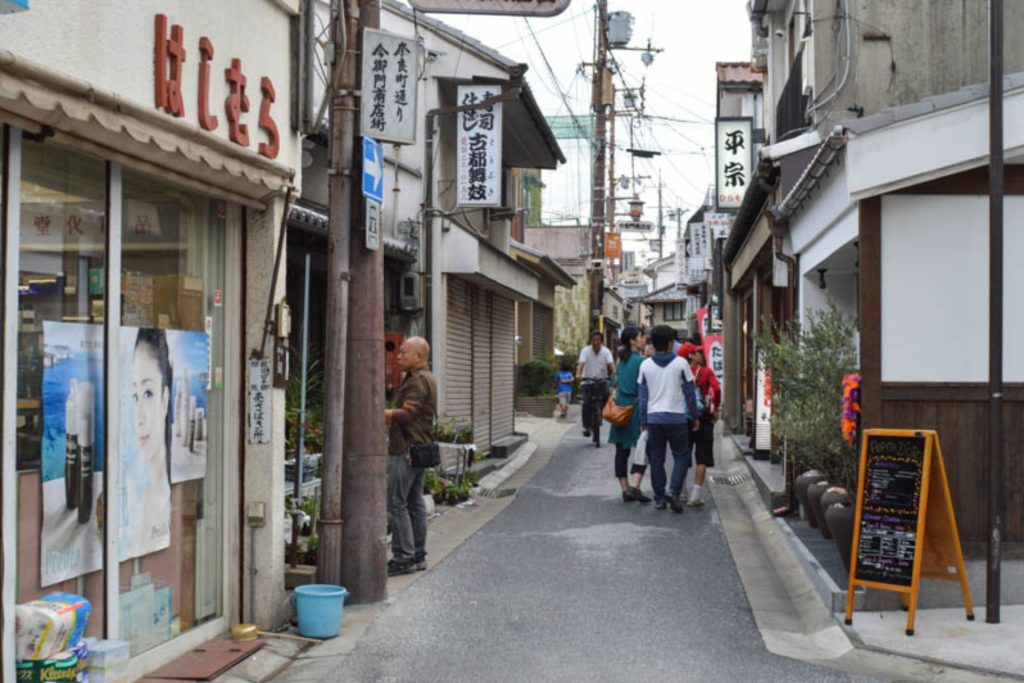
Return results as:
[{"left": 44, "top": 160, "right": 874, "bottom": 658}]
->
[{"left": 384, "top": 337, "right": 437, "bottom": 576}]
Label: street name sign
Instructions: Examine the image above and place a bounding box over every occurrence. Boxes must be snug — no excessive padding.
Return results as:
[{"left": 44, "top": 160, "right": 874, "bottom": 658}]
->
[
  {"left": 844, "top": 429, "right": 974, "bottom": 636},
  {"left": 408, "top": 0, "right": 571, "bottom": 17},
  {"left": 365, "top": 199, "right": 381, "bottom": 251},
  {"left": 360, "top": 28, "right": 418, "bottom": 144},
  {"left": 362, "top": 136, "right": 385, "bottom": 204},
  {"left": 616, "top": 220, "right": 654, "bottom": 232}
]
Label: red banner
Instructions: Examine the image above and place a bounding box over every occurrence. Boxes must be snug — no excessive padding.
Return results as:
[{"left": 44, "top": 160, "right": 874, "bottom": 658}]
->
[{"left": 696, "top": 307, "right": 725, "bottom": 400}]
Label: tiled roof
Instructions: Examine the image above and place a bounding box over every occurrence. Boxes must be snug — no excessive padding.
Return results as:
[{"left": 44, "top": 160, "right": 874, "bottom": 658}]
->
[
  {"left": 716, "top": 62, "right": 763, "bottom": 85},
  {"left": 643, "top": 283, "right": 688, "bottom": 304}
]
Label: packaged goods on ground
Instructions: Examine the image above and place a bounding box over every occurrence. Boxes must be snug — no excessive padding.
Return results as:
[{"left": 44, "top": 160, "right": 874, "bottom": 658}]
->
[
  {"left": 84, "top": 638, "right": 129, "bottom": 683},
  {"left": 15, "top": 652, "right": 78, "bottom": 681},
  {"left": 15, "top": 593, "right": 91, "bottom": 661}
]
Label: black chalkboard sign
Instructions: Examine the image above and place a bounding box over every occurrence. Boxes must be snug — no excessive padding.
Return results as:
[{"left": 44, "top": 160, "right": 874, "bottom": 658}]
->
[
  {"left": 853, "top": 434, "right": 925, "bottom": 586},
  {"left": 845, "top": 429, "right": 974, "bottom": 635}
]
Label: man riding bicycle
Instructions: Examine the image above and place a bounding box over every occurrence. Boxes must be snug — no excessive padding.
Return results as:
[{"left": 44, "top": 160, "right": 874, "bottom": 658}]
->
[{"left": 576, "top": 330, "right": 616, "bottom": 446}]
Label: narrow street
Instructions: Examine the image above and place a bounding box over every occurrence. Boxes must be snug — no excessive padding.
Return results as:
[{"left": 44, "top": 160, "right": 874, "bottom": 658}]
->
[{"left": 325, "top": 423, "right": 873, "bottom": 682}]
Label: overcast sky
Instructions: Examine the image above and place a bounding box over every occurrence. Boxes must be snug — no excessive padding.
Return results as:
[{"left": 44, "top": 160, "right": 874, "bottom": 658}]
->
[{"left": 399, "top": 0, "right": 753, "bottom": 263}]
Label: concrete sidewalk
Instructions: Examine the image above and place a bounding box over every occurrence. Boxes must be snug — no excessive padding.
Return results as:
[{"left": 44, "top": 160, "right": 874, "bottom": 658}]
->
[
  {"left": 715, "top": 430, "right": 1024, "bottom": 682},
  {"left": 223, "top": 415, "right": 575, "bottom": 683}
]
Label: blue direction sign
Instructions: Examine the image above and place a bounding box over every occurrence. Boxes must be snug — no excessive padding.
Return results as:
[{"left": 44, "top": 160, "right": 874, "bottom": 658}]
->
[{"left": 362, "top": 136, "right": 384, "bottom": 204}]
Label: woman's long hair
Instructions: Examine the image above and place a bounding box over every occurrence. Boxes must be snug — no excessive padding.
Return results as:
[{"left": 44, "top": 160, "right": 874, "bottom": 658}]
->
[
  {"left": 617, "top": 326, "right": 642, "bottom": 365},
  {"left": 135, "top": 328, "right": 173, "bottom": 484}
]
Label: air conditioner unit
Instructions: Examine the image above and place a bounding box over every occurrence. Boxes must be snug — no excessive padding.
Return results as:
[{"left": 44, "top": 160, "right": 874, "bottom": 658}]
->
[{"left": 399, "top": 272, "right": 422, "bottom": 311}]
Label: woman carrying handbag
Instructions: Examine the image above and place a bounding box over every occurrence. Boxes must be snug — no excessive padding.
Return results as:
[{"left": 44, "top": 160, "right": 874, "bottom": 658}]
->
[{"left": 607, "top": 326, "right": 651, "bottom": 503}]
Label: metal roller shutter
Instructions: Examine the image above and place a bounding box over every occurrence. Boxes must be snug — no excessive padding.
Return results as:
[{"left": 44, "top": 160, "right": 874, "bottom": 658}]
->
[
  {"left": 444, "top": 278, "right": 473, "bottom": 434},
  {"left": 472, "top": 287, "right": 492, "bottom": 454},
  {"left": 491, "top": 295, "right": 516, "bottom": 443}
]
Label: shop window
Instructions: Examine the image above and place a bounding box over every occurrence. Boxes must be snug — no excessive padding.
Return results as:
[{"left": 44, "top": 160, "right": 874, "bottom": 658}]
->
[
  {"left": 118, "top": 169, "right": 226, "bottom": 655},
  {"left": 16, "top": 139, "right": 108, "bottom": 636},
  {"left": 665, "top": 302, "right": 685, "bottom": 321}
]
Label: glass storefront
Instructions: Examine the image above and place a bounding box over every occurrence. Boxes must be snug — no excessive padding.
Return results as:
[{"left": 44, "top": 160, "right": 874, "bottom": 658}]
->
[{"left": 14, "top": 136, "right": 227, "bottom": 655}]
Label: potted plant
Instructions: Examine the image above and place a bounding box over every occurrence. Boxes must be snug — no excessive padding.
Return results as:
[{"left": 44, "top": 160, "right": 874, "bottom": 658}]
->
[
  {"left": 758, "top": 305, "right": 859, "bottom": 545},
  {"left": 432, "top": 417, "right": 474, "bottom": 472}
]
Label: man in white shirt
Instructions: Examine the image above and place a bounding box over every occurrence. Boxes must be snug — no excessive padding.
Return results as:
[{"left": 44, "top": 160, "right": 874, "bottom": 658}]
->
[
  {"left": 576, "top": 331, "right": 616, "bottom": 440},
  {"left": 638, "top": 325, "right": 701, "bottom": 512}
]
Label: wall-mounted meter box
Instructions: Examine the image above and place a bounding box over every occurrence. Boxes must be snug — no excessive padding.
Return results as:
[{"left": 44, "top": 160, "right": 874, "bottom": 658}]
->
[{"left": 0, "top": 0, "right": 29, "bottom": 14}]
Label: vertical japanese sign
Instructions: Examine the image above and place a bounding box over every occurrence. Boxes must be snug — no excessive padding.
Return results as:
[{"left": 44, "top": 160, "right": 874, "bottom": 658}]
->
[
  {"left": 248, "top": 358, "right": 272, "bottom": 444},
  {"left": 457, "top": 85, "right": 502, "bottom": 206},
  {"left": 687, "top": 221, "right": 710, "bottom": 282},
  {"left": 715, "top": 118, "right": 752, "bottom": 210},
  {"left": 754, "top": 348, "right": 771, "bottom": 455},
  {"left": 360, "top": 28, "right": 418, "bottom": 144},
  {"left": 697, "top": 307, "right": 724, "bottom": 403}
]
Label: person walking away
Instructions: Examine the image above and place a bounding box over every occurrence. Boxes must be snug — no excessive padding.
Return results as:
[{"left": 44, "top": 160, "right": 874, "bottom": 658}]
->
[
  {"left": 576, "top": 330, "right": 616, "bottom": 442},
  {"left": 638, "top": 325, "right": 701, "bottom": 513},
  {"left": 679, "top": 342, "right": 720, "bottom": 507},
  {"left": 555, "top": 360, "right": 574, "bottom": 419},
  {"left": 384, "top": 337, "right": 437, "bottom": 576},
  {"left": 608, "top": 327, "right": 651, "bottom": 503}
]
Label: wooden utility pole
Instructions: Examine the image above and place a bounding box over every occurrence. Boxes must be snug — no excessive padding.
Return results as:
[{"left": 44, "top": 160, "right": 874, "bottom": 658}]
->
[
  {"left": 589, "top": 0, "right": 608, "bottom": 331},
  {"left": 318, "top": 0, "right": 357, "bottom": 588},
  {"left": 341, "top": 0, "right": 385, "bottom": 604}
]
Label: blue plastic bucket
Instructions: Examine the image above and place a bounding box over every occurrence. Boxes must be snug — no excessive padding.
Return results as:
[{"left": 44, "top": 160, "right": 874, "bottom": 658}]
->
[{"left": 292, "top": 584, "right": 349, "bottom": 638}]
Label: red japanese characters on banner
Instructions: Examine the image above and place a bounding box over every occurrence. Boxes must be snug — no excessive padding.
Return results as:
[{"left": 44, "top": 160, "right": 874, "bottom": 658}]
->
[
  {"left": 696, "top": 307, "right": 725, "bottom": 401},
  {"left": 153, "top": 14, "right": 279, "bottom": 160}
]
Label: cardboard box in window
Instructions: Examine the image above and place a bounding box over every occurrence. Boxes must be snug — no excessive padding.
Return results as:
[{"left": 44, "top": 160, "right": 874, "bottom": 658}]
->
[
  {"left": 122, "top": 272, "right": 154, "bottom": 328},
  {"left": 153, "top": 275, "right": 203, "bottom": 331}
]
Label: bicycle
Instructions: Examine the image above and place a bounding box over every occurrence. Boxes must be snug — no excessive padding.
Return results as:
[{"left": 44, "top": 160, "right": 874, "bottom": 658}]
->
[{"left": 579, "top": 378, "right": 609, "bottom": 447}]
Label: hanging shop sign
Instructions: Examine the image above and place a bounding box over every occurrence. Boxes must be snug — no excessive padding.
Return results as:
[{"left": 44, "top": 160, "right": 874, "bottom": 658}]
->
[
  {"left": 408, "top": 0, "right": 571, "bottom": 17},
  {"left": 457, "top": 85, "right": 502, "bottom": 207},
  {"left": 844, "top": 430, "right": 974, "bottom": 635},
  {"left": 617, "top": 220, "right": 655, "bottom": 232},
  {"left": 153, "top": 13, "right": 280, "bottom": 159},
  {"left": 604, "top": 232, "right": 621, "bottom": 259},
  {"left": 360, "top": 28, "right": 418, "bottom": 144},
  {"left": 715, "top": 117, "right": 752, "bottom": 210},
  {"left": 696, "top": 307, "right": 724, "bottom": 401},
  {"left": 704, "top": 212, "right": 733, "bottom": 240}
]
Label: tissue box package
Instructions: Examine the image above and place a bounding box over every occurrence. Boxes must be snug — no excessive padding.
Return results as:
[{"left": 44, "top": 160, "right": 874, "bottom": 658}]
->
[{"left": 15, "top": 593, "right": 91, "bottom": 661}]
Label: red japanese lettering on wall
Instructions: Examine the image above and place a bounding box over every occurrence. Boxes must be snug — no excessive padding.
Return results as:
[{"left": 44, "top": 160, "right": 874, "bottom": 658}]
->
[
  {"left": 198, "top": 37, "right": 219, "bottom": 132},
  {"left": 154, "top": 14, "right": 186, "bottom": 117},
  {"left": 258, "top": 77, "right": 279, "bottom": 160},
  {"left": 153, "top": 14, "right": 280, "bottom": 160}
]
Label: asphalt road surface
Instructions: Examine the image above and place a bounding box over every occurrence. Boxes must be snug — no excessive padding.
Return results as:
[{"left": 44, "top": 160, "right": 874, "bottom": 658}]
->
[{"left": 334, "top": 424, "right": 876, "bottom": 682}]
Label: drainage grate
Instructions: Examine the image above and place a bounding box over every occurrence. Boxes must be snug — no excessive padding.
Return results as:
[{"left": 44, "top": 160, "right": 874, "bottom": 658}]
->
[
  {"left": 477, "top": 487, "right": 518, "bottom": 499},
  {"left": 710, "top": 473, "right": 752, "bottom": 486}
]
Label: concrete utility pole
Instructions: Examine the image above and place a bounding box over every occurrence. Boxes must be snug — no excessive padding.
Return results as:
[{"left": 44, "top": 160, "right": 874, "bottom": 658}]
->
[
  {"left": 589, "top": 0, "right": 608, "bottom": 331},
  {"left": 341, "top": 0, "right": 385, "bottom": 604},
  {"left": 657, "top": 169, "right": 663, "bottom": 260}
]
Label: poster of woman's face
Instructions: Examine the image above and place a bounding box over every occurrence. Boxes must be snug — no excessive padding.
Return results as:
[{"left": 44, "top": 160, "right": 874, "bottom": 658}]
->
[{"left": 119, "top": 327, "right": 209, "bottom": 562}]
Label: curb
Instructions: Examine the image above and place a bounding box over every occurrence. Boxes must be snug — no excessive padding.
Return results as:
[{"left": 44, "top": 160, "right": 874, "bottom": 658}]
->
[{"left": 474, "top": 442, "right": 538, "bottom": 493}]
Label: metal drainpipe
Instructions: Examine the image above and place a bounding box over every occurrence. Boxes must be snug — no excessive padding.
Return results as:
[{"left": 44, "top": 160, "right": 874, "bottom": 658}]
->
[{"left": 422, "top": 109, "right": 438, "bottom": 368}]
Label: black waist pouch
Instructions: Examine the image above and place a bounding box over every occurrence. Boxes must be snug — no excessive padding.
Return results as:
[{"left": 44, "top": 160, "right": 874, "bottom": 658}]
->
[{"left": 409, "top": 442, "right": 440, "bottom": 468}]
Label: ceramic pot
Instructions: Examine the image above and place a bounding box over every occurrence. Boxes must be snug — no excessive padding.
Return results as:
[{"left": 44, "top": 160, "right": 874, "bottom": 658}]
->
[
  {"left": 794, "top": 470, "right": 826, "bottom": 528},
  {"left": 818, "top": 487, "right": 851, "bottom": 540},
  {"left": 806, "top": 481, "right": 831, "bottom": 536},
  {"left": 826, "top": 501, "right": 856, "bottom": 572}
]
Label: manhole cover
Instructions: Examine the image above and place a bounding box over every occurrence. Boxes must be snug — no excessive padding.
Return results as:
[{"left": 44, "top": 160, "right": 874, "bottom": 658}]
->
[
  {"left": 710, "top": 473, "right": 751, "bottom": 486},
  {"left": 478, "top": 487, "right": 517, "bottom": 499}
]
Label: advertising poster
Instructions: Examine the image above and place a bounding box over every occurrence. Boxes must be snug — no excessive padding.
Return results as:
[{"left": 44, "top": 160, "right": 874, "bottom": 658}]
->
[
  {"left": 696, "top": 307, "right": 725, "bottom": 402},
  {"left": 119, "top": 327, "right": 209, "bottom": 561},
  {"left": 40, "top": 322, "right": 105, "bottom": 587}
]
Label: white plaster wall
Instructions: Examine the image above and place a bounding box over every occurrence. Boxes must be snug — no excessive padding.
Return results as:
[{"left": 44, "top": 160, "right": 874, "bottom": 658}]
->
[
  {"left": 0, "top": 0, "right": 300, "bottom": 171},
  {"left": 881, "top": 195, "right": 987, "bottom": 382},
  {"left": 787, "top": 160, "right": 853, "bottom": 256},
  {"left": 243, "top": 199, "right": 288, "bottom": 628},
  {"left": 1004, "top": 197, "right": 1024, "bottom": 381}
]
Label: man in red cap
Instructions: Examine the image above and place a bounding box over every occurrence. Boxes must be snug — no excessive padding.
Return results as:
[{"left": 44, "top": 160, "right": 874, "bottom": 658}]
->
[{"left": 678, "top": 341, "right": 721, "bottom": 506}]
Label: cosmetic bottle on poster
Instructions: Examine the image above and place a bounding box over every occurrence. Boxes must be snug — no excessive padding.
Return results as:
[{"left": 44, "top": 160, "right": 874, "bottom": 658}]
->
[
  {"left": 77, "top": 382, "right": 95, "bottom": 525},
  {"left": 187, "top": 396, "right": 197, "bottom": 453},
  {"left": 196, "top": 407, "right": 206, "bottom": 445},
  {"left": 180, "top": 370, "right": 190, "bottom": 446},
  {"left": 174, "top": 379, "right": 184, "bottom": 439},
  {"left": 65, "top": 379, "right": 79, "bottom": 510}
]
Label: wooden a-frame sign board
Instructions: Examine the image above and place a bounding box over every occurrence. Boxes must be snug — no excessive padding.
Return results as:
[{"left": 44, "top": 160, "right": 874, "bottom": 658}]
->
[{"left": 844, "top": 429, "right": 974, "bottom": 636}]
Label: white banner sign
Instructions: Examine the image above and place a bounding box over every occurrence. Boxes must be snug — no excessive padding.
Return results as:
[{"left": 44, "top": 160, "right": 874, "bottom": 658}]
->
[
  {"left": 409, "top": 0, "right": 571, "bottom": 16},
  {"left": 457, "top": 85, "right": 502, "bottom": 206},
  {"left": 248, "top": 358, "right": 272, "bottom": 444},
  {"left": 716, "top": 118, "right": 752, "bottom": 210},
  {"left": 688, "top": 221, "right": 710, "bottom": 259},
  {"left": 704, "top": 212, "right": 733, "bottom": 239},
  {"left": 361, "top": 28, "right": 418, "bottom": 144},
  {"left": 755, "top": 350, "right": 772, "bottom": 452},
  {"left": 617, "top": 220, "right": 655, "bottom": 232}
]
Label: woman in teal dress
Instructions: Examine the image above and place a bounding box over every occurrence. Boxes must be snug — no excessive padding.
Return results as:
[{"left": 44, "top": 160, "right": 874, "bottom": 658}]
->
[{"left": 608, "top": 326, "right": 651, "bottom": 503}]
